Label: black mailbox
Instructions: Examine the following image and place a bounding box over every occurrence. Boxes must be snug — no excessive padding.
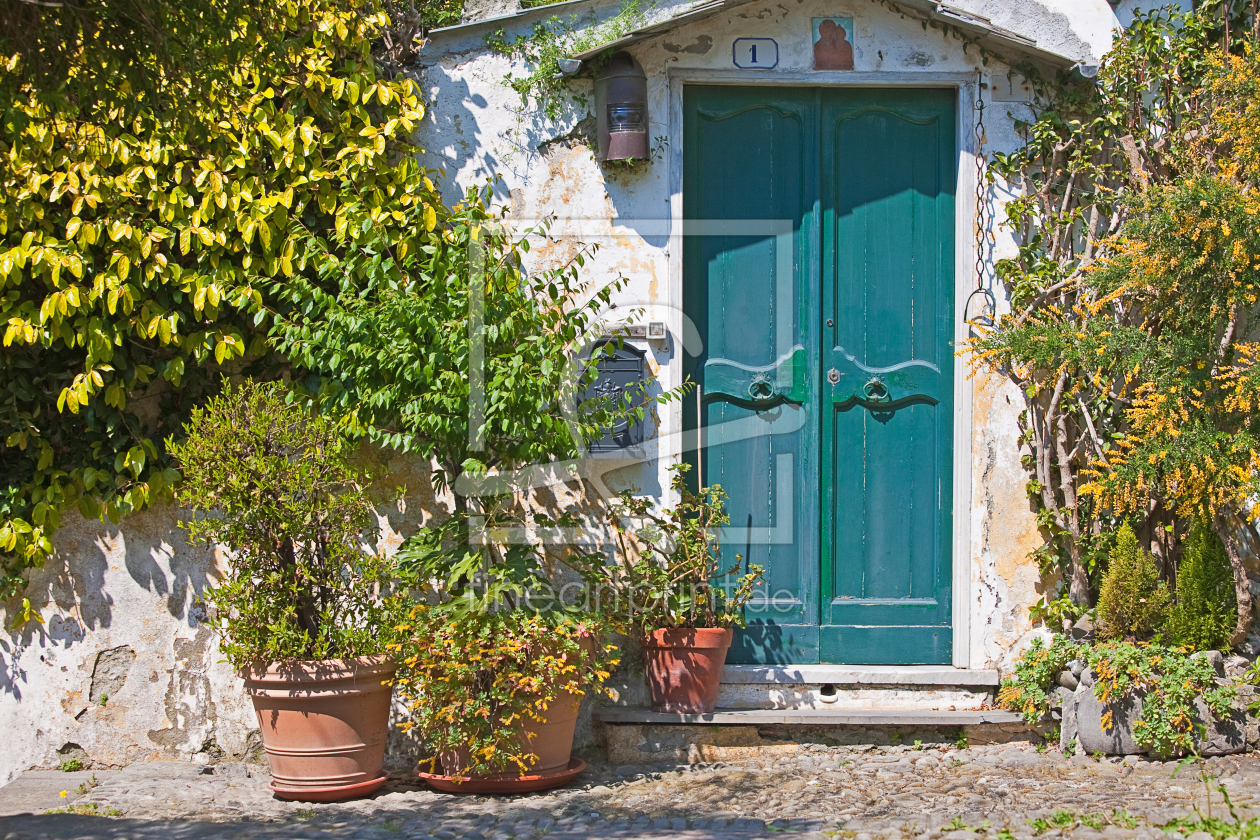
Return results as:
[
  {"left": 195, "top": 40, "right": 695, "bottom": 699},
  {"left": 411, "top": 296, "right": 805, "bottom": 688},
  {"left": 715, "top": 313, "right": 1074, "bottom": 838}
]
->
[{"left": 579, "top": 339, "right": 646, "bottom": 453}]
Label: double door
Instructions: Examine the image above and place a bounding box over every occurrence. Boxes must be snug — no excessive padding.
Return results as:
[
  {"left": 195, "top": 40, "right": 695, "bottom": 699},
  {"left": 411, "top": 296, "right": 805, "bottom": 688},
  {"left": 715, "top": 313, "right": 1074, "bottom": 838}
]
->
[{"left": 682, "top": 85, "right": 956, "bottom": 664}]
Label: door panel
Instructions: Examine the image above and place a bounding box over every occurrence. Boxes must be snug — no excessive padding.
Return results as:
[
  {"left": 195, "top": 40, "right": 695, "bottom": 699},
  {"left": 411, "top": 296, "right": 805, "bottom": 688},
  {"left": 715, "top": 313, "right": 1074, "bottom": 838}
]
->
[
  {"left": 683, "top": 87, "right": 820, "bottom": 663},
  {"left": 819, "top": 89, "right": 955, "bottom": 664},
  {"left": 683, "top": 86, "right": 955, "bottom": 665}
]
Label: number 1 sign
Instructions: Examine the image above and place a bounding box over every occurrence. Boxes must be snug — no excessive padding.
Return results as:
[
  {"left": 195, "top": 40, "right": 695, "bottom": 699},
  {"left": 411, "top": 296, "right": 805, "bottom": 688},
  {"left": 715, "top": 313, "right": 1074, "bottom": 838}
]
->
[{"left": 732, "top": 38, "right": 779, "bottom": 69}]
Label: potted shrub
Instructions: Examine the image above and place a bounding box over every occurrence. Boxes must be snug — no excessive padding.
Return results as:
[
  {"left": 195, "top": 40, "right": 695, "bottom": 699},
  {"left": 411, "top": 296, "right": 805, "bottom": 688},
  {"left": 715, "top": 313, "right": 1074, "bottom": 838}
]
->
[
  {"left": 170, "top": 379, "right": 405, "bottom": 802},
  {"left": 587, "top": 463, "right": 764, "bottom": 714}
]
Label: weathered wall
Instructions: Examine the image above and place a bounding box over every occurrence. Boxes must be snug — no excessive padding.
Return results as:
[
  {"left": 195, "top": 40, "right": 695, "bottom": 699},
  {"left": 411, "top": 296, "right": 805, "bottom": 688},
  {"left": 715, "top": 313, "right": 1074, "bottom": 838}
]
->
[
  {"left": 0, "top": 506, "right": 256, "bottom": 786},
  {"left": 414, "top": 0, "right": 1138, "bottom": 670},
  {"left": 0, "top": 450, "right": 447, "bottom": 786}
]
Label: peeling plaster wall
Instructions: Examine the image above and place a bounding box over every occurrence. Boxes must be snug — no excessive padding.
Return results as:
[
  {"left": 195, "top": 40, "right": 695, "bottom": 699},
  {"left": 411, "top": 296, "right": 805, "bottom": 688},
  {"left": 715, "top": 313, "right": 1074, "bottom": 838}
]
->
[
  {"left": 0, "top": 506, "right": 257, "bottom": 786},
  {"left": 0, "top": 451, "right": 445, "bottom": 786}
]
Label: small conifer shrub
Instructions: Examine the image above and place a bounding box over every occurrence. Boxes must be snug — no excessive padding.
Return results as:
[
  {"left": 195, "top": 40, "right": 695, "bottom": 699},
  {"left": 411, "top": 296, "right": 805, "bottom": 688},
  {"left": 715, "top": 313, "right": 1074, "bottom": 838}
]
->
[
  {"left": 1168, "top": 520, "right": 1237, "bottom": 651},
  {"left": 1097, "top": 522, "right": 1171, "bottom": 641}
]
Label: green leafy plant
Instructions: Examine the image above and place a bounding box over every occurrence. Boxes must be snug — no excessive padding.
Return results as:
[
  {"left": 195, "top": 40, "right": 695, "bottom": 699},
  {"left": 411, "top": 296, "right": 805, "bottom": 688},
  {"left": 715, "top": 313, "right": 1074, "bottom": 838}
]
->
[
  {"left": 275, "top": 185, "right": 651, "bottom": 621},
  {"left": 0, "top": 0, "right": 442, "bottom": 603},
  {"left": 43, "top": 803, "right": 121, "bottom": 817},
  {"left": 1110, "top": 810, "right": 1140, "bottom": 829},
  {"left": 58, "top": 758, "right": 84, "bottom": 772},
  {"left": 1027, "top": 810, "right": 1079, "bottom": 835},
  {"left": 1096, "top": 522, "right": 1170, "bottom": 641},
  {"left": 579, "top": 463, "right": 764, "bottom": 638},
  {"left": 391, "top": 608, "right": 617, "bottom": 778},
  {"left": 1169, "top": 520, "right": 1238, "bottom": 651},
  {"left": 1000, "top": 634, "right": 1237, "bottom": 756},
  {"left": 1086, "top": 640, "right": 1235, "bottom": 757},
  {"left": 1028, "top": 591, "right": 1088, "bottom": 633},
  {"left": 169, "top": 379, "right": 403, "bottom": 666},
  {"left": 997, "top": 634, "right": 1082, "bottom": 723},
  {"left": 485, "top": 0, "right": 647, "bottom": 121}
]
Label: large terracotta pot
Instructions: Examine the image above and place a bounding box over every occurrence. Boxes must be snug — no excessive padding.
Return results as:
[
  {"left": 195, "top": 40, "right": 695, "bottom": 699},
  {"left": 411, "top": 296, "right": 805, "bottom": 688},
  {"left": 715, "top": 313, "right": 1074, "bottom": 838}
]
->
[
  {"left": 644, "top": 627, "right": 732, "bottom": 713},
  {"left": 435, "top": 633, "right": 595, "bottom": 786},
  {"left": 241, "top": 654, "right": 396, "bottom": 802},
  {"left": 438, "top": 689, "right": 581, "bottom": 778}
]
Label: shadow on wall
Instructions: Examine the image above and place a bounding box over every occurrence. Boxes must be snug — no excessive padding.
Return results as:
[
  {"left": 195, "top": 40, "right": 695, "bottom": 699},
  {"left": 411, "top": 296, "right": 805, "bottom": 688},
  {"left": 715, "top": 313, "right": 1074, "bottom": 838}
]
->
[
  {"left": 413, "top": 65, "right": 504, "bottom": 204},
  {"left": 0, "top": 505, "right": 219, "bottom": 701}
]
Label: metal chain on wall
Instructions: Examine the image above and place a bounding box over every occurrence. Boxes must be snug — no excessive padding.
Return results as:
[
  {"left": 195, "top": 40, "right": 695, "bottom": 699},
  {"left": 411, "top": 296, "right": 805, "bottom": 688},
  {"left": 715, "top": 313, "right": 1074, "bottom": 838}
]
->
[{"left": 967, "top": 71, "right": 996, "bottom": 329}]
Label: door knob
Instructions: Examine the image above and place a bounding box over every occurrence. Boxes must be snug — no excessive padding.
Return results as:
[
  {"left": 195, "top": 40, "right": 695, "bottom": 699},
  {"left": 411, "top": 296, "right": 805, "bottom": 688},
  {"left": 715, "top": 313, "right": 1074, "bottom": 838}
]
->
[{"left": 827, "top": 368, "right": 841, "bottom": 385}]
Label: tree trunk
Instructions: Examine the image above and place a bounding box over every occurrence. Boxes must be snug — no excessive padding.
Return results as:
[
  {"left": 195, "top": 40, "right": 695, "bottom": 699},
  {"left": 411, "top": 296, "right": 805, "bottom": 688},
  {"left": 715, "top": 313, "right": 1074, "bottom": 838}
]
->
[
  {"left": 1066, "top": 535, "right": 1091, "bottom": 606},
  {"left": 1213, "top": 508, "right": 1254, "bottom": 648},
  {"left": 278, "top": 535, "right": 322, "bottom": 652}
]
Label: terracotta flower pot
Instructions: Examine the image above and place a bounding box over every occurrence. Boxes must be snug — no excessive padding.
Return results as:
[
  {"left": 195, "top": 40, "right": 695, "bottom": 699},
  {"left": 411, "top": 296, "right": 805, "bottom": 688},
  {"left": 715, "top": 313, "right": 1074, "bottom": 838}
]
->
[
  {"left": 438, "top": 689, "right": 581, "bottom": 778},
  {"left": 644, "top": 627, "right": 732, "bottom": 713},
  {"left": 435, "top": 633, "right": 595, "bottom": 785},
  {"left": 241, "top": 654, "right": 396, "bottom": 802}
]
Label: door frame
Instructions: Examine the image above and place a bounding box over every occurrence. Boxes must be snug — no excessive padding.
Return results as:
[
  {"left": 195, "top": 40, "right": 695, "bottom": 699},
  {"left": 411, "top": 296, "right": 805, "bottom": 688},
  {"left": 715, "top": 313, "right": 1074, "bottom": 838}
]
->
[{"left": 664, "top": 69, "right": 978, "bottom": 669}]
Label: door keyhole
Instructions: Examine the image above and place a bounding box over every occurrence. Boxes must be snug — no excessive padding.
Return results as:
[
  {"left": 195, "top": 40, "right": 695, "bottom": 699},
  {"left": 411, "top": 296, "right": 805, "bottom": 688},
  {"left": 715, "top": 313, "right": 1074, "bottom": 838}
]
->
[{"left": 827, "top": 368, "right": 841, "bottom": 385}]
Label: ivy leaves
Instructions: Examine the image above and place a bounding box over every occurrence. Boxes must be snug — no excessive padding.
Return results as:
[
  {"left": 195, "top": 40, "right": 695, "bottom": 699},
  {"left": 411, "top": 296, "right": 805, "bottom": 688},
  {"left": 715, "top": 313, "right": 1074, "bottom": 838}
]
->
[{"left": 0, "top": 0, "right": 440, "bottom": 596}]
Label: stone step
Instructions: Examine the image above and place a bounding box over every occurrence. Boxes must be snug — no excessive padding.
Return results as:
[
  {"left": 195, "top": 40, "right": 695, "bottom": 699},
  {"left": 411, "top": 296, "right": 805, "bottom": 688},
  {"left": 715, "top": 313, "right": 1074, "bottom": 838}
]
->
[
  {"left": 716, "top": 666, "right": 1001, "bottom": 711},
  {"left": 720, "top": 665, "right": 1001, "bottom": 686},
  {"left": 593, "top": 708, "right": 1021, "bottom": 726}
]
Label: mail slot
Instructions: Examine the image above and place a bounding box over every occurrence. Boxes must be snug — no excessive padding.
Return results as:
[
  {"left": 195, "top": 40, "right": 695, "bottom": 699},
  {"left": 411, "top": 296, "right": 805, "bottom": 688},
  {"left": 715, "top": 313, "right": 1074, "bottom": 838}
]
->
[{"left": 579, "top": 339, "right": 646, "bottom": 452}]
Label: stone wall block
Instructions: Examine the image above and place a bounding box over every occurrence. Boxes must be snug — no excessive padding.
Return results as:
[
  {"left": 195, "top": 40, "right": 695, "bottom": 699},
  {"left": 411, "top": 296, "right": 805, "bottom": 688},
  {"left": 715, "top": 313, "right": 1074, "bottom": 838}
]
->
[
  {"left": 1059, "top": 684, "right": 1079, "bottom": 752},
  {"left": 1190, "top": 696, "right": 1246, "bottom": 756},
  {"left": 1073, "top": 671, "right": 1146, "bottom": 756}
]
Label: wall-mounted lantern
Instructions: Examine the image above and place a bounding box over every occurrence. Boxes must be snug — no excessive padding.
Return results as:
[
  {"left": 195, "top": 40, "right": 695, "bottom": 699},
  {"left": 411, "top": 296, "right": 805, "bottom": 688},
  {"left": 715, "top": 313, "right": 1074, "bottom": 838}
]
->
[{"left": 594, "top": 51, "right": 648, "bottom": 162}]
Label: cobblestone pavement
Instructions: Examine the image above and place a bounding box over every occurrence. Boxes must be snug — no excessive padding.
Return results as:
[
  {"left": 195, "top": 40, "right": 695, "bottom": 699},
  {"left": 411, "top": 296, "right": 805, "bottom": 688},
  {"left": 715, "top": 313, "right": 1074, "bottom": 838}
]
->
[{"left": 2, "top": 743, "right": 1259, "bottom": 839}]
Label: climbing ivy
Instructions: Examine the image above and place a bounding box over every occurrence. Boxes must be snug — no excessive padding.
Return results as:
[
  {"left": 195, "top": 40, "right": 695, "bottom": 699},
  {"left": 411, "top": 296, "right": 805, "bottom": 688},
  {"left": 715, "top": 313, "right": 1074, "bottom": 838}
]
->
[
  {"left": 486, "top": 0, "right": 647, "bottom": 122},
  {"left": 0, "top": 0, "right": 441, "bottom": 599}
]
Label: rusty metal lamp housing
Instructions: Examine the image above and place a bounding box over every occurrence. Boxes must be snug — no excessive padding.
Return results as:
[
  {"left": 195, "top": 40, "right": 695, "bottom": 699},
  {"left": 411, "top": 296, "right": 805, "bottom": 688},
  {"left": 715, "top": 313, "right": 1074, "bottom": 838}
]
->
[{"left": 594, "top": 51, "right": 649, "bottom": 162}]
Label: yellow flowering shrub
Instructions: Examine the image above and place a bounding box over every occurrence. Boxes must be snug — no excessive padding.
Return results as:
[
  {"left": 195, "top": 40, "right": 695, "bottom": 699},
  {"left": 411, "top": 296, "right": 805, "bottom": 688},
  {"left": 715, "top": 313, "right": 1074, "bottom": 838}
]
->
[
  {"left": 0, "top": 0, "right": 443, "bottom": 597},
  {"left": 391, "top": 607, "right": 618, "bottom": 778}
]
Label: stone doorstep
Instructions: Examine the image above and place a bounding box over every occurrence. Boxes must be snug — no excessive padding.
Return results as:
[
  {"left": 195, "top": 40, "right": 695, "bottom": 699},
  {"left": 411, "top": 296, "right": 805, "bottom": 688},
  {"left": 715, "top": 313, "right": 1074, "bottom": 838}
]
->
[
  {"left": 593, "top": 708, "right": 1022, "bottom": 725},
  {"left": 714, "top": 666, "right": 1001, "bottom": 711},
  {"left": 720, "top": 665, "right": 1001, "bottom": 687},
  {"left": 598, "top": 716, "right": 1040, "bottom": 764}
]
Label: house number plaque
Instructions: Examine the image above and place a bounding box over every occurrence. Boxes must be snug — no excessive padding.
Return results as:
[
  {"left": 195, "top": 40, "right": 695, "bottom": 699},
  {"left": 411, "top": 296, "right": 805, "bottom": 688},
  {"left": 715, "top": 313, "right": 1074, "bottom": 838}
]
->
[{"left": 733, "top": 38, "right": 778, "bottom": 69}]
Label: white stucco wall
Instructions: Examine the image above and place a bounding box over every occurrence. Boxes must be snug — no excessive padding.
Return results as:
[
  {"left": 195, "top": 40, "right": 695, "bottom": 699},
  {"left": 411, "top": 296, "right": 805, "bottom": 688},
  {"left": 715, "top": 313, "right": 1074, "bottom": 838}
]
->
[{"left": 0, "top": 507, "right": 257, "bottom": 786}]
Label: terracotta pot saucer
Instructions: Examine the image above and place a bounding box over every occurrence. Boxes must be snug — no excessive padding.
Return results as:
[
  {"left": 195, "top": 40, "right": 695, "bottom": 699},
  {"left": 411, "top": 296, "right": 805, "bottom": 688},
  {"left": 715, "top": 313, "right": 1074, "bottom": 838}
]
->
[
  {"left": 417, "top": 757, "right": 587, "bottom": 794},
  {"left": 269, "top": 772, "right": 388, "bottom": 802}
]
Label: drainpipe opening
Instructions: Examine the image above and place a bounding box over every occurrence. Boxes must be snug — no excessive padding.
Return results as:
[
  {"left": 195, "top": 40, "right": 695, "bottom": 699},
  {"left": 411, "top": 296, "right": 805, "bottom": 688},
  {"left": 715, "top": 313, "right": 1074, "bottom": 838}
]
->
[{"left": 819, "top": 683, "right": 839, "bottom": 704}]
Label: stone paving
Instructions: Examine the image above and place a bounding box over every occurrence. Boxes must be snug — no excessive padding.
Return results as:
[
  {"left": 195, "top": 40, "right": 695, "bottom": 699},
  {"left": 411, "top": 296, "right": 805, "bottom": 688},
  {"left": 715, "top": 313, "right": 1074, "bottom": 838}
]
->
[{"left": 2, "top": 743, "right": 1258, "bottom": 839}]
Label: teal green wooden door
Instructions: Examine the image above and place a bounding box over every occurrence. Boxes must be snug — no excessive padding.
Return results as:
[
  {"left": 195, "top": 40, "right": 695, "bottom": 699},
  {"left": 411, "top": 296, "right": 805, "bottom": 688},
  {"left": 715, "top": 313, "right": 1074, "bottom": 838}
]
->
[
  {"left": 684, "top": 86, "right": 956, "bottom": 665},
  {"left": 683, "top": 87, "right": 821, "bottom": 664}
]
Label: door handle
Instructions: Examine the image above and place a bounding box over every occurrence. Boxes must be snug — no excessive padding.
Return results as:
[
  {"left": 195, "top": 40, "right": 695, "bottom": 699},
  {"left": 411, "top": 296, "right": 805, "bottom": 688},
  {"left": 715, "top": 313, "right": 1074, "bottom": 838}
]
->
[
  {"left": 826, "top": 346, "right": 941, "bottom": 405},
  {"left": 861, "top": 378, "right": 890, "bottom": 402},
  {"left": 702, "top": 345, "right": 808, "bottom": 406}
]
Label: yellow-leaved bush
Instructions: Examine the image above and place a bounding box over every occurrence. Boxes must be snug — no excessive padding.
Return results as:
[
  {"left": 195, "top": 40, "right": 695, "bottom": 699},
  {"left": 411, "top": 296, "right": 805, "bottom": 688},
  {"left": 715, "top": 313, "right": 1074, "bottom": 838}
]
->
[{"left": 0, "top": 0, "right": 443, "bottom": 598}]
